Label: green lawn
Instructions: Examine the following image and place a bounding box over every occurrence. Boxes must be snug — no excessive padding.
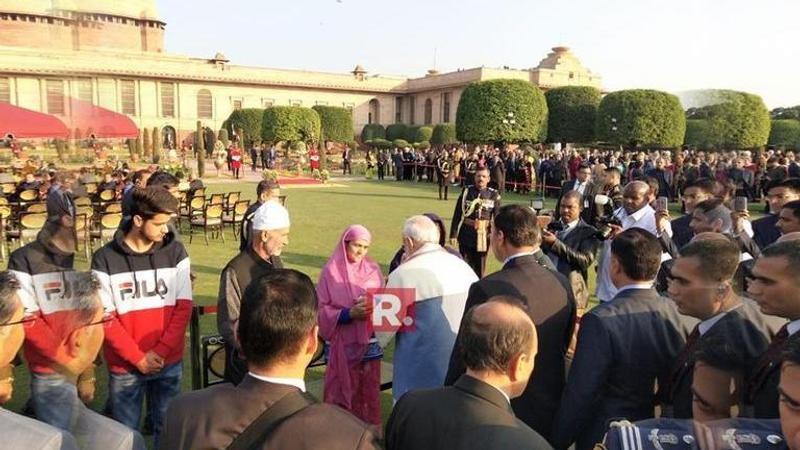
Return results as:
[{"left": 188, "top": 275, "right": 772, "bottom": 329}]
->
[{"left": 2, "top": 179, "right": 559, "bottom": 446}]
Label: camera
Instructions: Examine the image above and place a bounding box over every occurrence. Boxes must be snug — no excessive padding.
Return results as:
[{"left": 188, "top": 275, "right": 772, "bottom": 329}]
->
[
  {"left": 595, "top": 216, "right": 622, "bottom": 240},
  {"left": 546, "top": 221, "right": 565, "bottom": 233}
]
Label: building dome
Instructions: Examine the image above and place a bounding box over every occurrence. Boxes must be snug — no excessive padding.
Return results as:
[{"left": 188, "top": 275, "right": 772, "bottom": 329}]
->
[
  {"left": 0, "top": 0, "right": 61, "bottom": 17},
  {"left": 57, "top": 0, "right": 160, "bottom": 21}
]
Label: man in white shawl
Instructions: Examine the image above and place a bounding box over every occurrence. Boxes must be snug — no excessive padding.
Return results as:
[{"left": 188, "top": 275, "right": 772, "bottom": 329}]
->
[{"left": 379, "top": 215, "right": 478, "bottom": 403}]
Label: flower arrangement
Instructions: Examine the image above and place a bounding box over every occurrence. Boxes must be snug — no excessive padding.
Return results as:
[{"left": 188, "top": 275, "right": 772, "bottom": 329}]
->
[{"left": 263, "top": 169, "right": 279, "bottom": 182}]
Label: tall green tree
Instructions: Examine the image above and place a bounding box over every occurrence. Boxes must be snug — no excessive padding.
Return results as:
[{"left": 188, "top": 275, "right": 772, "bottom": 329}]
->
[
  {"left": 596, "top": 89, "right": 686, "bottom": 148},
  {"left": 545, "top": 86, "right": 601, "bottom": 143}
]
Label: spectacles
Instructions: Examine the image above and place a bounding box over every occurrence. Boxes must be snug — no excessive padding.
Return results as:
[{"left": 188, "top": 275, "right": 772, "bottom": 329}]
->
[
  {"left": 84, "top": 314, "right": 114, "bottom": 329},
  {"left": 0, "top": 316, "right": 35, "bottom": 328}
]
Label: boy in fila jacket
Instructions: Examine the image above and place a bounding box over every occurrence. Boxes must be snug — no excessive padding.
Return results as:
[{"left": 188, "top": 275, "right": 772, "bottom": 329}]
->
[
  {"left": 7, "top": 174, "right": 95, "bottom": 430},
  {"left": 92, "top": 187, "right": 191, "bottom": 447}
]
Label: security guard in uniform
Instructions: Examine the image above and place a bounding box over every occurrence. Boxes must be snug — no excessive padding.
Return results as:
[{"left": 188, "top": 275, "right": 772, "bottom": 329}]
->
[
  {"left": 449, "top": 166, "right": 501, "bottom": 278},
  {"left": 436, "top": 150, "right": 452, "bottom": 200}
]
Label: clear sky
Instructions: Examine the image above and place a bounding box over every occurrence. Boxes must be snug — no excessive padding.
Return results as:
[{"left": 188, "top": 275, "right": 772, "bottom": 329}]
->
[{"left": 160, "top": 0, "right": 799, "bottom": 109}]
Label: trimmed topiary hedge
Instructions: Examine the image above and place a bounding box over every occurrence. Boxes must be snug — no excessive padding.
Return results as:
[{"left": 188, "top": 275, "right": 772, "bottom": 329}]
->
[
  {"left": 224, "top": 108, "right": 264, "bottom": 147},
  {"left": 545, "top": 86, "right": 601, "bottom": 143},
  {"left": 371, "top": 138, "right": 392, "bottom": 149},
  {"left": 414, "top": 126, "right": 433, "bottom": 143},
  {"left": 392, "top": 139, "right": 410, "bottom": 148},
  {"left": 685, "top": 119, "right": 717, "bottom": 150},
  {"left": 386, "top": 123, "right": 409, "bottom": 141},
  {"left": 682, "top": 90, "right": 770, "bottom": 149},
  {"left": 456, "top": 79, "right": 548, "bottom": 144},
  {"left": 312, "top": 105, "right": 353, "bottom": 143},
  {"left": 768, "top": 120, "right": 800, "bottom": 150},
  {"left": 360, "top": 124, "right": 386, "bottom": 143},
  {"left": 431, "top": 123, "right": 457, "bottom": 146},
  {"left": 261, "top": 106, "right": 321, "bottom": 145},
  {"left": 596, "top": 89, "right": 685, "bottom": 148}
]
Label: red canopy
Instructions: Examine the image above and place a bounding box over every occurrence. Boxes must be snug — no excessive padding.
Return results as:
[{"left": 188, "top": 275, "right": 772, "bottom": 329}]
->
[
  {"left": 66, "top": 98, "right": 139, "bottom": 139},
  {"left": 0, "top": 102, "right": 69, "bottom": 139}
]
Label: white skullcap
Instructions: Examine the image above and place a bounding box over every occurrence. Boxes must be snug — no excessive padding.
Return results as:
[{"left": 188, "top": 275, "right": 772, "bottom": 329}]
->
[{"left": 252, "top": 200, "right": 290, "bottom": 231}]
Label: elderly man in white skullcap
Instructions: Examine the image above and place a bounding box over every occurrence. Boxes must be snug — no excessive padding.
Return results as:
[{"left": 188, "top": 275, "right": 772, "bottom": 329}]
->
[{"left": 217, "top": 201, "right": 291, "bottom": 385}]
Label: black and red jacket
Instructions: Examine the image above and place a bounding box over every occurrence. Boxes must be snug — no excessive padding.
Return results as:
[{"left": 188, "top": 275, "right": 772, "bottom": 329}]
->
[{"left": 91, "top": 229, "right": 192, "bottom": 374}]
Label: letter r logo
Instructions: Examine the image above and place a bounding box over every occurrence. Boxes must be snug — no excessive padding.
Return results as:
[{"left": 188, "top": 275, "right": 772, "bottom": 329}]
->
[{"left": 367, "top": 288, "right": 416, "bottom": 332}]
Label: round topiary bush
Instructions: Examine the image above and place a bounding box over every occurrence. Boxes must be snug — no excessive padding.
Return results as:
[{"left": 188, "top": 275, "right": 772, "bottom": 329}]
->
[
  {"left": 684, "top": 119, "right": 717, "bottom": 150},
  {"left": 431, "top": 123, "right": 457, "bottom": 146},
  {"left": 415, "top": 126, "right": 433, "bottom": 143},
  {"left": 386, "top": 123, "right": 409, "bottom": 141},
  {"left": 392, "top": 139, "right": 410, "bottom": 148},
  {"left": 683, "top": 90, "right": 771, "bottom": 149},
  {"left": 596, "top": 89, "right": 686, "bottom": 148},
  {"left": 371, "top": 138, "right": 392, "bottom": 149},
  {"left": 405, "top": 125, "right": 420, "bottom": 143},
  {"left": 769, "top": 120, "right": 800, "bottom": 150},
  {"left": 312, "top": 105, "right": 353, "bottom": 143},
  {"left": 545, "top": 86, "right": 601, "bottom": 143},
  {"left": 224, "top": 109, "right": 264, "bottom": 148},
  {"left": 360, "top": 124, "right": 386, "bottom": 143},
  {"left": 262, "top": 106, "right": 321, "bottom": 145},
  {"left": 455, "top": 78, "right": 548, "bottom": 144}
]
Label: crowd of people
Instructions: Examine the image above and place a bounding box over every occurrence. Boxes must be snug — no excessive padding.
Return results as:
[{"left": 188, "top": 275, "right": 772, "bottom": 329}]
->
[{"left": 1, "top": 145, "right": 800, "bottom": 450}]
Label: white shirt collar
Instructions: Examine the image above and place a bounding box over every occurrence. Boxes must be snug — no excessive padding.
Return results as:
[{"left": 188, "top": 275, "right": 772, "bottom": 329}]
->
[
  {"left": 247, "top": 372, "right": 306, "bottom": 392},
  {"left": 625, "top": 204, "right": 653, "bottom": 223},
  {"left": 788, "top": 319, "right": 800, "bottom": 336},
  {"left": 698, "top": 304, "right": 743, "bottom": 335},
  {"left": 503, "top": 250, "right": 537, "bottom": 266},
  {"left": 614, "top": 282, "right": 653, "bottom": 295}
]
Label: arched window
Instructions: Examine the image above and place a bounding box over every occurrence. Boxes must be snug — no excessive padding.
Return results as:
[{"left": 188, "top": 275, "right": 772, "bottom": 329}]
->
[
  {"left": 368, "top": 99, "right": 380, "bottom": 125},
  {"left": 197, "top": 89, "right": 212, "bottom": 119},
  {"left": 424, "top": 98, "right": 433, "bottom": 125}
]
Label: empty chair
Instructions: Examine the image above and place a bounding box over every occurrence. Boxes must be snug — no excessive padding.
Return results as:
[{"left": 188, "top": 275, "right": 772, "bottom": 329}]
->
[
  {"left": 222, "top": 200, "right": 250, "bottom": 238},
  {"left": 189, "top": 203, "right": 225, "bottom": 245}
]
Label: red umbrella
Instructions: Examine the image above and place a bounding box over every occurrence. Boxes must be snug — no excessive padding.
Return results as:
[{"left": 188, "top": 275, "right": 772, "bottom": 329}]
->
[
  {"left": 66, "top": 98, "right": 139, "bottom": 139},
  {"left": 0, "top": 102, "right": 69, "bottom": 139}
]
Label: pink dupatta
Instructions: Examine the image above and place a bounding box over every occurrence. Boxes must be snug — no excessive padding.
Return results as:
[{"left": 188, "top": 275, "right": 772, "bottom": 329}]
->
[{"left": 316, "top": 225, "right": 384, "bottom": 406}]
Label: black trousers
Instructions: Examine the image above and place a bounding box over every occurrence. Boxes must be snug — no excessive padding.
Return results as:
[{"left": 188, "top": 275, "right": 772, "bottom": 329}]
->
[
  {"left": 461, "top": 247, "right": 487, "bottom": 278},
  {"left": 343, "top": 160, "right": 352, "bottom": 175},
  {"left": 378, "top": 164, "right": 385, "bottom": 180}
]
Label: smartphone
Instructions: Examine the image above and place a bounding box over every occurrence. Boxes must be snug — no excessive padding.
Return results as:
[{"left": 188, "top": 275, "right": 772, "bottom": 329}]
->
[
  {"left": 536, "top": 215, "right": 553, "bottom": 229},
  {"left": 734, "top": 196, "right": 748, "bottom": 213},
  {"left": 656, "top": 196, "right": 669, "bottom": 212}
]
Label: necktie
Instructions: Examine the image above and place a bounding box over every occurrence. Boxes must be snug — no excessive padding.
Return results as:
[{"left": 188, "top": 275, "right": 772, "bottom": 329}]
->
[
  {"left": 747, "top": 324, "right": 790, "bottom": 401},
  {"left": 667, "top": 325, "right": 701, "bottom": 399}
]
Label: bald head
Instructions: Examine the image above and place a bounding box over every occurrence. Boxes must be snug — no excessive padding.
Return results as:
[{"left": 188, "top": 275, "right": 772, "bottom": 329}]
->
[
  {"left": 458, "top": 297, "right": 537, "bottom": 374},
  {"left": 623, "top": 181, "right": 651, "bottom": 215}
]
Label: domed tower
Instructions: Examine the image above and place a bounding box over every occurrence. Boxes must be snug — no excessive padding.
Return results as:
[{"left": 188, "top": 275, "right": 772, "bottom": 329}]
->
[{"left": 0, "top": 0, "right": 165, "bottom": 52}]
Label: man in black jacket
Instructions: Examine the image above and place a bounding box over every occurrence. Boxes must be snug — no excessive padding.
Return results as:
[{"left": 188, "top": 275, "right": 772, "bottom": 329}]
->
[
  {"left": 746, "top": 240, "right": 800, "bottom": 418},
  {"left": 671, "top": 178, "right": 716, "bottom": 250},
  {"left": 543, "top": 190, "right": 600, "bottom": 285},
  {"left": 387, "top": 298, "right": 552, "bottom": 450},
  {"left": 446, "top": 204, "right": 575, "bottom": 443},
  {"left": 555, "top": 164, "right": 594, "bottom": 222},
  {"left": 753, "top": 178, "right": 800, "bottom": 249},
  {"left": 664, "top": 238, "right": 771, "bottom": 419},
  {"left": 552, "top": 229, "right": 693, "bottom": 450}
]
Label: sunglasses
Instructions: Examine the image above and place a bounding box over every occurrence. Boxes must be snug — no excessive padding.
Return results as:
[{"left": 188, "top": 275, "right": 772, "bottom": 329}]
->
[{"left": 0, "top": 316, "right": 35, "bottom": 328}]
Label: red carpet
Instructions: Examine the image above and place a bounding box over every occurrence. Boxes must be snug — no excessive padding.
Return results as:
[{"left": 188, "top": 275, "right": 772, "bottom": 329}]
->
[{"left": 277, "top": 176, "right": 323, "bottom": 185}]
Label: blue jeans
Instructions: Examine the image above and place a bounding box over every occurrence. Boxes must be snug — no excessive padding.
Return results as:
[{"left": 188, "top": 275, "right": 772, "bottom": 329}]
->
[
  {"left": 30, "top": 372, "right": 81, "bottom": 431},
  {"left": 109, "top": 361, "right": 182, "bottom": 448}
]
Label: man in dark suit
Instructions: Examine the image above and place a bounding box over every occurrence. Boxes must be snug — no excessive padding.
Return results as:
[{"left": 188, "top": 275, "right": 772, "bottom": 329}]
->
[
  {"left": 664, "top": 238, "right": 771, "bottom": 419},
  {"left": 727, "top": 157, "right": 755, "bottom": 199},
  {"left": 746, "top": 241, "right": 800, "bottom": 419},
  {"left": 646, "top": 157, "right": 674, "bottom": 200},
  {"left": 490, "top": 152, "right": 507, "bottom": 194},
  {"left": 555, "top": 163, "right": 594, "bottom": 223},
  {"left": 446, "top": 204, "right": 575, "bottom": 442},
  {"left": 386, "top": 298, "right": 553, "bottom": 450},
  {"left": 162, "top": 270, "right": 380, "bottom": 450},
  {"left": 542, "top": 190, "right": 600, "bottom": 311},
  {"left": 342, "top": 145, "right": 352, "bottom": 175},
  {"left": 779, "top": 339, "right": 800, "bottom": 448},
  {"left": 552, "top": 229, "right": 693, "bottom": 450},
  {"left": 753, "top": 178, "right": 800, "bottom": 249},
  {"left": 671, "top": 178, "right": 716, "bottom": 250}
]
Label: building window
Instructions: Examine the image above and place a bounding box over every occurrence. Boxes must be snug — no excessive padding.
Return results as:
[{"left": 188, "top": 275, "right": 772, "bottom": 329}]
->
[
  {"left": 424, "top": 98, "right": 433, "bottom": 125},
  {"left": 409, "top": 97, "right": 416, "bottom": 125},
  {"left": 160, "top": 82, "right": 175, "bottom": 118},
  {"left": 76, "top": 78, "right": 92, "bottom": 103},
  {"left": 0, "top": 77, "right": 9, "bottom": 103},
  {"left": 197, "top": 89, "right": 213, "bottom": 119},
  {"left": 290, "top": 99, "right": 302, "bottom": 107},
  {"left": 395, "top": 97, "right": 403, "bottom": 123},
  {"left": 262, "top": 98, "right": 274, "bottom": 108},
  {"left": 120, "top": 80, "right": 136, "bottom": 115},
  {"left": 233, "top": 100, "right": 242, "bottom": 110},
  {"left": 46, "top": 79, "right": 65, "bottom": 115},
  {"left": 315, "top": 101, "right": 328, "bottom": 106},
  {"left": 442, "top": 92, "right": 451, "bottom": 123}
]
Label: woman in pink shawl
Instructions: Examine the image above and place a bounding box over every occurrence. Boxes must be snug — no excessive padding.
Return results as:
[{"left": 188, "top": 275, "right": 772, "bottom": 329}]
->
[{"left": 317, "top": 224, "right": 384, "bottom": 426}]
